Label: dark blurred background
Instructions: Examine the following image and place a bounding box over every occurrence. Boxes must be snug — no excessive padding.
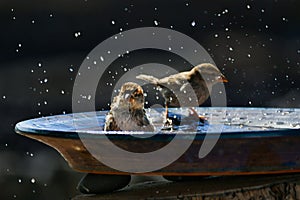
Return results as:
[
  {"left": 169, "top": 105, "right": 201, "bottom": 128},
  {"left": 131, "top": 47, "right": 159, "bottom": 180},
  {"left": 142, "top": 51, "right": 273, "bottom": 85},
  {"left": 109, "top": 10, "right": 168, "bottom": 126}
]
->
[{"left": 1, "top": 0, "right": 299, "bottom": 199}]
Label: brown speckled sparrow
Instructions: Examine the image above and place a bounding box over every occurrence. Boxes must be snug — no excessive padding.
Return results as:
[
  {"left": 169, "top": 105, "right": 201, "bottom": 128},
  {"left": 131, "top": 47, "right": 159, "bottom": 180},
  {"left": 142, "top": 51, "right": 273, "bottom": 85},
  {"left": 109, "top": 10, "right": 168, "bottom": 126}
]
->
[
  {"left": 104, "top": 82, "right": 155, "bottom": 132},
  {"left": 136, "top": 63, "right": 228, "bottom": 126}
]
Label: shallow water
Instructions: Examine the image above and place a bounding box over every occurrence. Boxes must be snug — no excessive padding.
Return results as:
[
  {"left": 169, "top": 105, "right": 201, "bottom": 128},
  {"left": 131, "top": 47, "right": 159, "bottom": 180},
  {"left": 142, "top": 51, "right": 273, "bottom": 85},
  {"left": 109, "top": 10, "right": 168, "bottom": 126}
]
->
[{"left": 17, "top": 107, "right": 300, "bottom": 137}]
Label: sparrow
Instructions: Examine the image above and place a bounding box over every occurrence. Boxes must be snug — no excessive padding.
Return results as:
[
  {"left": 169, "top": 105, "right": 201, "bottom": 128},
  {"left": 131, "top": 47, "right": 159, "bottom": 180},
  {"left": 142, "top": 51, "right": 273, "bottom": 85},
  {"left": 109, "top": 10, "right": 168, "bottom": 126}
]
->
[
  {"left": 136, "top": 63, "right": 228, "bottom": 127},
  {"left": 104, "top": 82, "right": 155, "bottom": 132}
]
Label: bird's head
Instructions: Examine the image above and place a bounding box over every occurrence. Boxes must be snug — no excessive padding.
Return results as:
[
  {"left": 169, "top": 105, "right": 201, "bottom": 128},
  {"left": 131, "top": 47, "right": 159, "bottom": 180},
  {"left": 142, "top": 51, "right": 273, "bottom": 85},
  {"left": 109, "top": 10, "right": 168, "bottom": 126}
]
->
[
  {"left": 119, "top": 82, "right": 145, "bottom": 110},
  {"left": 191, "top": 63, "right": 228, "bottom": 85}
]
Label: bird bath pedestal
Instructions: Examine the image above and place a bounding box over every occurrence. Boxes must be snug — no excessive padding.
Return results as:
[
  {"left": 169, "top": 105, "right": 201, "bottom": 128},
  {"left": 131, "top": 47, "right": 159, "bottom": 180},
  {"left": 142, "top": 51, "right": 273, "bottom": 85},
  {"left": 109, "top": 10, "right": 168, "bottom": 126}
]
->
[{"left": 15, "top": 107, "right": 300, "bottom": 199}]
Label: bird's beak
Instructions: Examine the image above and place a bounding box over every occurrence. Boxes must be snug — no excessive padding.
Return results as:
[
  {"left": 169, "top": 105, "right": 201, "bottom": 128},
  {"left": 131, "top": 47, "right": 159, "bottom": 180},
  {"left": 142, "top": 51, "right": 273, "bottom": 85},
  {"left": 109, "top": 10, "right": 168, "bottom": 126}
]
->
[
  {"left": 136, "top": 88, "right": 143, "bottom": 95},
  {"left": 217, "top": 75, "right": 228, "bottom": 83}
]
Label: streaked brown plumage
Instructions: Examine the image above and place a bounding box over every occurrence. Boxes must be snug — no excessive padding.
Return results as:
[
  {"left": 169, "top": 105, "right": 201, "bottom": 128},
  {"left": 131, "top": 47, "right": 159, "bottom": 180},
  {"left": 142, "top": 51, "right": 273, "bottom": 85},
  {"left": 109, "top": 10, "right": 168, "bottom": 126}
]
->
[
  {"left": 104, "top": 82, "right": 154, "bottom": 132},
  {"left": 136, "top": 63, "right": 228, "bottom": 126}
]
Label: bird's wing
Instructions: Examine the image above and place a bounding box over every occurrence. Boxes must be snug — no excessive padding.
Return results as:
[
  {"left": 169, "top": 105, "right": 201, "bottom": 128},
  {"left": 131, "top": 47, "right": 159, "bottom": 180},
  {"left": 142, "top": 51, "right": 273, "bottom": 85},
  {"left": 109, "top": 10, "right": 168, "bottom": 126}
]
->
[
  {"left": 141, "top": 109, "right": 155, "bottom": 131},
  {"left": 141, "top": 109, "right": 152, "bottom": 125},
  {"left": 136, "top": 74, "right": 159, "bottom": 85},
  {"left": 104, "top": 111, "right": 121, "bottom": 131},
  {"left": 157, "top": 72, "right": 190, "bottom": 87},
  {"left": 179, "top": 82, "right": 190, "bottom": 92}
]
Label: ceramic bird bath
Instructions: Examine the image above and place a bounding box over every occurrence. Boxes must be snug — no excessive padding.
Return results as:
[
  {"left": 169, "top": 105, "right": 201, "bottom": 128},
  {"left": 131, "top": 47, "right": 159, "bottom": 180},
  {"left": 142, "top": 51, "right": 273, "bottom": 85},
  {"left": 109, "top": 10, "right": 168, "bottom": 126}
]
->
[{"left": 15, "top": 107, "right": 300, "bottom": 176}]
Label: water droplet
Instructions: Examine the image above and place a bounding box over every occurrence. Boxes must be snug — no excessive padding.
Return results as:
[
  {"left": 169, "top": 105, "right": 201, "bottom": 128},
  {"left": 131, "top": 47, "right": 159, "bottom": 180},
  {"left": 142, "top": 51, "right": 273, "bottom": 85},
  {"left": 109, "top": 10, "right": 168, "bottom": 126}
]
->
[
  {"left": 18, "top": 179, "right": 22, "bottom": 183},
  {"left": 229, "top": 47, "right": 233, "bottom": 51},
  {"left": 246, "top": 4, "right": 251, "bottom": 9},
  {"left": 44, "top": 78, "right": 48, "bottom": 83},
  {"left": 69, "top": 68, "right": 74, "bottom": 72},
  {"left": 214, "top": 34, "right": 219, "bottom": 38},
  {"left": 100, "top": 56, "right": 104, "bottom": 62},
  {"left": 74, "top": 31, "right": 81, "bottom": 38},
  {"left": 154, "top": 20, "right": 159, "bottom": 26},
  {"left": 191, "top": 21, "right": 196, "bottom": 27},
  {"left": 38, "top": 63, "right": 42, "bottom": 67},
  {"left": 247, "top": 54, "right": 251, "bottom": 58},
  {"left": 2, "top": 95, "right": 6, "bottom": 99},
  {"left": 61, "top": 90, "right": 65, "bottom": 94},
  {"left": 31, "top": 178, "right": 36, "bottom": 184},
  {"left": 111, "top": 20, "right": 115, "bottom": 25}
]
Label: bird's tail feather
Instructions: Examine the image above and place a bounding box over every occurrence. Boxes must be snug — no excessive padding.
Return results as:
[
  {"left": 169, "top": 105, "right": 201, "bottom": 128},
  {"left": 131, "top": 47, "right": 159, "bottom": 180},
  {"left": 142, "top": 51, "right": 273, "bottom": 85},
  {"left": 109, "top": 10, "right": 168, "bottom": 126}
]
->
[{"left": 136, "top": 74, "right": 159, "bottom": 84}]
